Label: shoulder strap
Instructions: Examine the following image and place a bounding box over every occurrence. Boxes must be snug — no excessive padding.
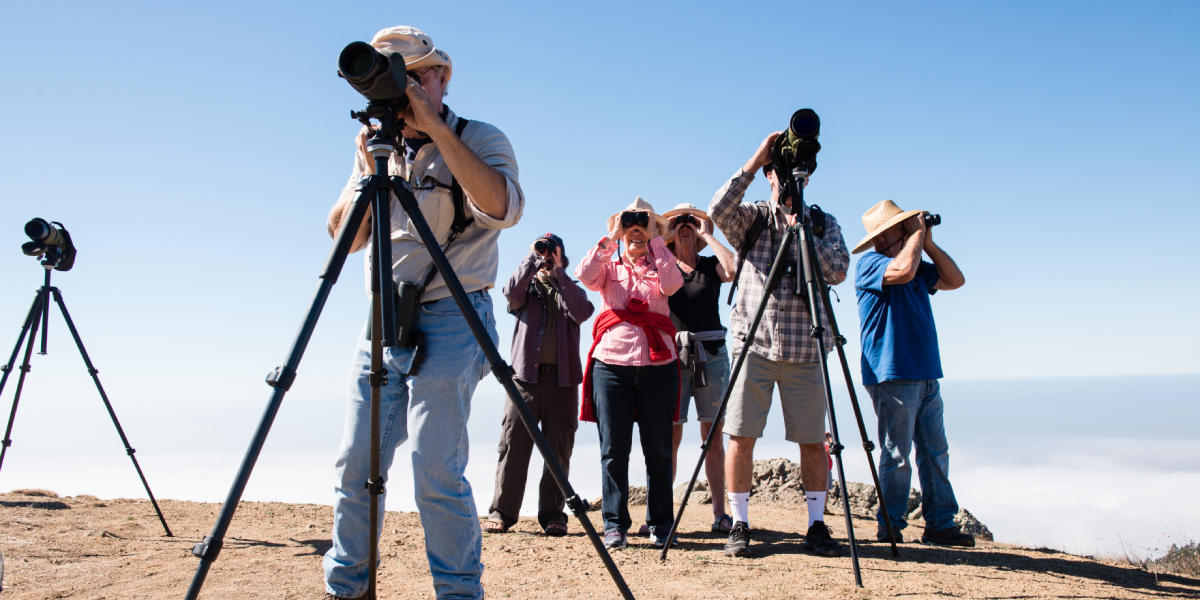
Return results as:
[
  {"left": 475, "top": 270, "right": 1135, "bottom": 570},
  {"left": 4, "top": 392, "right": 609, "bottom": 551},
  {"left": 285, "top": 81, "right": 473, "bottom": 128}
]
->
[
  {"left": 420, "top": 117, "right": 474, "bottom": 290},
  {"left": 725, "top": 201, "right": 771, "bottom": 305}
]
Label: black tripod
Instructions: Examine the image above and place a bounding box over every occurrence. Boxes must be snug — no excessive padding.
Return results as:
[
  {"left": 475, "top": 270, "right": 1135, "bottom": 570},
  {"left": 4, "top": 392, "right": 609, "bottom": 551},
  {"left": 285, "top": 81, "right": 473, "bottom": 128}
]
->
[
  {"left": 0, "top": 265, "right": 172, "bottom": 537},
  {"left": 661, "top": 168, "right": 900, "bottom": 585},
  {"left": 186, "top": 109, "right": 635, "bottom": 600}
]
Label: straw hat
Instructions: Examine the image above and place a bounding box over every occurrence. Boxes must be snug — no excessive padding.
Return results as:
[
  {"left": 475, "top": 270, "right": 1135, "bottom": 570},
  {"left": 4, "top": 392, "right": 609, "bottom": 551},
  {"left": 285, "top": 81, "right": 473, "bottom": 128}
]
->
[
  {"left": 606, "top": 197, "right": 669, "bottom": 239},
  {"left": 662, "top": 203, "right": 712, "bottom": 252},
  {"left": 370, "top": 26, "right": 452, "bottom": 81},
  {"left": 851, "top": 199, "right": 922, "bottom": 254}
]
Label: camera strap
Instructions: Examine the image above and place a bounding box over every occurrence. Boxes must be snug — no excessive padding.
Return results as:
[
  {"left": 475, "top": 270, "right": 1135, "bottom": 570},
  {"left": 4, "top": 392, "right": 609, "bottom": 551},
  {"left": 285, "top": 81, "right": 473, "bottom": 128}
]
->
[{"left": 726, "top": 201, "right": 770, "bottom": 305}]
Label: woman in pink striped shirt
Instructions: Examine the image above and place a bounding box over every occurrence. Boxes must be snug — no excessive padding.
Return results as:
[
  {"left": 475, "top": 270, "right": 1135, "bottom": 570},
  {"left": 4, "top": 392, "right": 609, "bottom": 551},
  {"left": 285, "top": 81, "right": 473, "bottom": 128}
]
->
[{"left": 575, "top": 197, "right": 684, "bottom": 550}]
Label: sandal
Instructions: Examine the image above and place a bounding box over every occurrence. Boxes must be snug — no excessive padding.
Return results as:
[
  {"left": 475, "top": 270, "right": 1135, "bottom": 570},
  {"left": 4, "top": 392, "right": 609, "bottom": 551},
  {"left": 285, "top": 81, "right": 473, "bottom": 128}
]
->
[
  {"left": 483, "top": 518, "right": 509, "bottom": 534},
  {"left": 711, "top": 514, "right": 733, "bottom": 533}
]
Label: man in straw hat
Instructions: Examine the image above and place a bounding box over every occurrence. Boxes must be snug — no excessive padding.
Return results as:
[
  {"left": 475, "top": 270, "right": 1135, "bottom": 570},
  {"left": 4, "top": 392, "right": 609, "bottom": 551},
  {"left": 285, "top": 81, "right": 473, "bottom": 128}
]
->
[
  {"left": 852, "top": 199, "right": 971, "bottom": 547},
  {"left": 323, "top": 25, "right": 523, "bottom": 600},
  {"left": 708, "top": 132, "right": 850, "bottom": 558}
]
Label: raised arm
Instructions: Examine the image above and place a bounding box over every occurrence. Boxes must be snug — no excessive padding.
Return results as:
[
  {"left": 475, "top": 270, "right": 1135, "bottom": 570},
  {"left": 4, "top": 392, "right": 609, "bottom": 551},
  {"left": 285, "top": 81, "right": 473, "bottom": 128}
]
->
[
  {"left": 924, "top": 223, "right": 965, "bottom": 291},
  {"left": 502, "top": 251, "right": 541, "bottom": 314}
]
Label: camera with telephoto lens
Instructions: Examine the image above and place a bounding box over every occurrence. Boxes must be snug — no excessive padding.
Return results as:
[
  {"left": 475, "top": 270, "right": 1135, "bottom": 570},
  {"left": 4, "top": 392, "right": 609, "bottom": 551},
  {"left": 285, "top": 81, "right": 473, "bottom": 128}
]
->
[
  {"left": 924, "top": 213, "right": 941, "bottom": 228},
  {"left": 770, "top": 108, "right": 821, "bottom": 176},
  {"left": 21, "top": 218, "right": 77, "bottom": 272},
  {"left": 338, "top": 41, "right": 415, "bottom": 107}
]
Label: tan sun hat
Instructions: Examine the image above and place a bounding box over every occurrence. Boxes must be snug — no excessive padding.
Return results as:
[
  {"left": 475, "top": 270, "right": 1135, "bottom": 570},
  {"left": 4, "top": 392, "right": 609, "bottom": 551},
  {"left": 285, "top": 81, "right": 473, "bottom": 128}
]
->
[
  {"left": 662, "top": 203, "right": 712, "bottom": 251},
  {"left": 606, "top": 197, "right": 669, "bottom": 239},
  {"left": 852, "top": 199, "right": 922, "bottom": 254},
  {"left": 370, "top": 26, "right": 452, "bottom": 81}
]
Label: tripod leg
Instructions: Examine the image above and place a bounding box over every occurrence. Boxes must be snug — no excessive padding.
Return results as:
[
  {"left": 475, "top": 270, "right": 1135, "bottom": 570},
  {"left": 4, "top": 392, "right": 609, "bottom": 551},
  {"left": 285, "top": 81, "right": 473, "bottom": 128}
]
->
[
  {"left": 0, "top": 287, "right": 47, "bottom": 472},
  {"left": 808, "top": 236, "right": 901, "bottom": 558},
  {"left": 661, "top": 230, "right": 796, "bottom": 560},
  {"left": 795, "top": 221, "right": 863, "bottom": 587},
  {"left": 387, "top": 177, "right": 635, "bottom": 600},
  {"left": 185, "top": 178, "right": 376, "bottom": 600},
  {"left": 48, "top": 288, "right": 173, "bottom": 537}
]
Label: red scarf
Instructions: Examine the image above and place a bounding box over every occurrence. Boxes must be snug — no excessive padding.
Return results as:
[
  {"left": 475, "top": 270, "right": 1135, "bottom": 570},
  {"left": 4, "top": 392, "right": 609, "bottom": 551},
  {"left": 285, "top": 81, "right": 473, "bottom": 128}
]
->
[{"left": 579, "top": 308, "right": 679, "bottom": 422}]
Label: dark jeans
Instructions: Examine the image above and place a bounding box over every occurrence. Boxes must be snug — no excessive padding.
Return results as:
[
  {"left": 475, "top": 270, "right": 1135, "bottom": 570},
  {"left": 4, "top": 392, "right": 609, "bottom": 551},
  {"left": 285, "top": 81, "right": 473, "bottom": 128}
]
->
[
  {"left": 487, "top": 369, "right": 579, "bottom": 529},
  {"left": 591, "top": 360, "right": 678, "bottom": 535}
]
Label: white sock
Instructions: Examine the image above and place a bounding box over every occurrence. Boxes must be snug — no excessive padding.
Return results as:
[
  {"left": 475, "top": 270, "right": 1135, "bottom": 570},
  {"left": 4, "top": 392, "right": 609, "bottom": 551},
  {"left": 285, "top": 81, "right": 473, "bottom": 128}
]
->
[
  {"left": 806, "top": 491, "right": 826, "bottom": 527},
  {"left": 728, "top": 492, "right": 750, "bottom": 526}
]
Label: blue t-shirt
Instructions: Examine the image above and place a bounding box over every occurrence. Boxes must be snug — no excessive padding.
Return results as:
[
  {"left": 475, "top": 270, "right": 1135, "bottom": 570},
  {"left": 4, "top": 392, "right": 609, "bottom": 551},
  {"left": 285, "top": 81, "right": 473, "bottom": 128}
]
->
[{"left": 854, "top": 252, "right": 942, "bottom": 386}]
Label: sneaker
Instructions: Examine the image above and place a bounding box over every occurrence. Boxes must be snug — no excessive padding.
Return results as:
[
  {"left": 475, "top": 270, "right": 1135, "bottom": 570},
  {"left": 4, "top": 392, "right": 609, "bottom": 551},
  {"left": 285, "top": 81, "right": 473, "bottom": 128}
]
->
[
  {"left": 649, "top": 530, "right": 678, "bottom": 548},
  {"left": 320, "top": 593, "right": 365, "bottom": 600},
  {"left": 876, "top": 526, "right": 904, "bottom": 544},
  {"left": 603, "top": 528, "right": 627, "bottom": 550},
  {"left": 801, "top": 521, "right": 843, "bottom": 557},
  {"left": 636, "top": 522, "right": 651, "bottom": 536},
  {"left": 543, "top": 520, "right": 568, "bottom": 537},
  {"left": 724, "top": 521, "right": 751, "bottom": 557},
  {"left": 921, "top": 526, "right": 975, "bottom": 547}
]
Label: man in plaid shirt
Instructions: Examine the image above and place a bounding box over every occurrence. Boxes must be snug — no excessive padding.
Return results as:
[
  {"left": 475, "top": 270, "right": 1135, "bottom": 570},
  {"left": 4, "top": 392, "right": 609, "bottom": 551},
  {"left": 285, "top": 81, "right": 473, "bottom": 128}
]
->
[{"left": 709, "top": 131, "right": 850, "bottom": 558}]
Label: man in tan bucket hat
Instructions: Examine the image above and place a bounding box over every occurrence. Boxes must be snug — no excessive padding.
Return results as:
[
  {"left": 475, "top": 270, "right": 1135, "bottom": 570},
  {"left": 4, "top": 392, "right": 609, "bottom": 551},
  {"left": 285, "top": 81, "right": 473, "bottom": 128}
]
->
[
  {"left": 323, "top": 25, "right": 523, "bottom": 600},
  {"left": 852, "top": 199, "right": 972, "bottom": 547},
  {"left": 708, "top": 131, "right": 850, "bottom": 558}
]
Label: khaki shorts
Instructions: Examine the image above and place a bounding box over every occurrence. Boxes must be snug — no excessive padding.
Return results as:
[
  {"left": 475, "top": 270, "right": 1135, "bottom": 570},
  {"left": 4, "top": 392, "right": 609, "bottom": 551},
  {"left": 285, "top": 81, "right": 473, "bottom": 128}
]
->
[{"left": 724, "top": 351, "right": 826, "bottom": 444}]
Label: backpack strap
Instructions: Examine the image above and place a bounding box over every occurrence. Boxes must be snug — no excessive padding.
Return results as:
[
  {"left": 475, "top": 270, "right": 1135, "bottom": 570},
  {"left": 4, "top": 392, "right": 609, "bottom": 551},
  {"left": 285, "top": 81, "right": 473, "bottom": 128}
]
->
[{"left": 725, "top": 201, "right": 771, "bottom": 305}]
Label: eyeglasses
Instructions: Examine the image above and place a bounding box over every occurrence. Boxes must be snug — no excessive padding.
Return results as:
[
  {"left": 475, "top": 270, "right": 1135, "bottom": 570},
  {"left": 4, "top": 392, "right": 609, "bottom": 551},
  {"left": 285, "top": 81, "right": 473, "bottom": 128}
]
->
[{"left": 620, "top": 211, "right": 650, "bottom": 229}]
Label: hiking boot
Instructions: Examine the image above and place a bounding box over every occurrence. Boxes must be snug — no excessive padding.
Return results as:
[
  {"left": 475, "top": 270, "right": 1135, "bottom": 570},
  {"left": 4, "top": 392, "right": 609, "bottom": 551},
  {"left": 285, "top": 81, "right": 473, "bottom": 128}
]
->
[
  {"left": 801, "top": 520, "right": 843, "bottom": 557},
  {"left": 724, "top": 521, "right": 751, "bottom": 557},
  {"left": 921, "top": 526, "right": 975, "bottom": 547},
  {"left": 603, "top": 528, "right": 627, "bottom": 550},
  {"left": 876, "top": 526, "right": 904, "bottom": 544}
]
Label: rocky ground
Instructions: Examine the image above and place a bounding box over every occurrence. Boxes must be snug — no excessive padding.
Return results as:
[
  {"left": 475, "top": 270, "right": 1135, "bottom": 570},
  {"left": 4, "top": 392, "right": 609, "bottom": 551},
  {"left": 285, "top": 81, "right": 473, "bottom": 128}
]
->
[{"left": 2, "top": 459, "right": 1197, "bottom": 599}]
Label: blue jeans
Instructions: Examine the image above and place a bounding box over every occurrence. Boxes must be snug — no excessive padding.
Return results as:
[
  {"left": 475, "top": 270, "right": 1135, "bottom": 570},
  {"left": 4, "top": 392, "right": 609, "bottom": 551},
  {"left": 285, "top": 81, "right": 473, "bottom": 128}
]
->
[
  {"left": 591, "top": 360, "right": 678, "bottom": 535},
  {"left": 867, "top": 379, "right": 959, "bottom": 532},
  {"left": 676, "top": 345, "right": 730, "bottom": 424},
  {"left": 323, "top": 292, "right": 496, "bottom": 600}
]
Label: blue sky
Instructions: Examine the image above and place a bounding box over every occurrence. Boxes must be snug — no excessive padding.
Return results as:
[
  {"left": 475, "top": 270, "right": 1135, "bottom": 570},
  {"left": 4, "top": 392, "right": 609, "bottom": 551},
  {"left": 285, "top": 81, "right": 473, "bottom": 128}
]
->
[{"left": 0, "top": 1, "right": 1197, "bottom": 530}]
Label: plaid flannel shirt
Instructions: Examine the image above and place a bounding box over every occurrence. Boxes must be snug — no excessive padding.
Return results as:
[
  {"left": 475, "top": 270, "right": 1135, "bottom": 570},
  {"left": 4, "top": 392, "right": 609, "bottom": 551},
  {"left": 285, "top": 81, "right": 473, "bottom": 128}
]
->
[{"left": 708, "top": 169, "right": 850, "bottom": 363}]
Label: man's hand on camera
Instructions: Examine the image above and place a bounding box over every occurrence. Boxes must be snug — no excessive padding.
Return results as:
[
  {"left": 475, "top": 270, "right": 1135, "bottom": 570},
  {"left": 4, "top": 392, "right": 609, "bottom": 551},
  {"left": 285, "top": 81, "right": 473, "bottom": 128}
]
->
[
  {"left": 402, "top": 76, "right": 441, "bottom": 136},
  {"left": 743, "top": 131, "right": 783, "bottom": 175}
]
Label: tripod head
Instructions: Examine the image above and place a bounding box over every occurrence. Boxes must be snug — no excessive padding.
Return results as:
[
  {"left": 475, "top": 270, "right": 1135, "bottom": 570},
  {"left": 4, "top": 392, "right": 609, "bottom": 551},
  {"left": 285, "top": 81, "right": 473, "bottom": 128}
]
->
[{"left": 351, "top": 102, "right": 407, "bottom": 155}]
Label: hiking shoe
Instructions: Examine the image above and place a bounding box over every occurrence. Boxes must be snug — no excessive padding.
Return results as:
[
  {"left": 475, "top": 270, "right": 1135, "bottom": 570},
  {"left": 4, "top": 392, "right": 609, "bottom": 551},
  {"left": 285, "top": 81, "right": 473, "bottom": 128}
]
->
[
  {"left": 921, "top": 526, "right": 975, "bottom": 547},
  {"left": 603, "top": 528, "right": 627, "bottom": 550},
  {"left": 801, "top": 521, "right": 843, "bottom": 557},
  {"left": 876, "top": 526, "right": 903, "bottom": 544},
  {"left": 724, "top": 521, "right": 751, "bottom": 557},
  {"left": 543, "top": 520, "right": 568, "bottom": 537},
  {"left": 649, "top": 530, "right": 678, "bottom": 548},
  {"left": 636, "top": 522, "right": 651, "bottom": 536},
  {"left": 320, "top": 593, "right": 365, "bottom": 600}
]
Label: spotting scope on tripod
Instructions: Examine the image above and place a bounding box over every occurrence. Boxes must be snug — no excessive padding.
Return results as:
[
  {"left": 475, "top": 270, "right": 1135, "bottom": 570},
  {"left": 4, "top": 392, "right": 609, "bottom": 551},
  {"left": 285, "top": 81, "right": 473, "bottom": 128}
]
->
[
  {"left": 185, "top": 39, "right": 636, "bottom": 600},
  {"left": 662, "top": 110, "right": 900, "bottom": 587},
  {"left": 1, "top": 218, "right": 171, "bottom": 536}
]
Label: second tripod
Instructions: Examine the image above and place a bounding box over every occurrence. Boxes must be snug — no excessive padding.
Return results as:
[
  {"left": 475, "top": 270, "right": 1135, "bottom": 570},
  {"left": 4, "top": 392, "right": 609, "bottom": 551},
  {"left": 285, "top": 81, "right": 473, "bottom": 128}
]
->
[{"left": 0, "top": 266, "right": 172, "bottom": 537}]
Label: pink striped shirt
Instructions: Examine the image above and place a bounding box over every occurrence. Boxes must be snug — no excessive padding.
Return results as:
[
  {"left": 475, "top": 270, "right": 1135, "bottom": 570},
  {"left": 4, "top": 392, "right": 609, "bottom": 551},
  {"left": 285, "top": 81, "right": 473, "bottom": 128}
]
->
[{"left": 575, "top": 236, "right": 684, "bottom": 366}]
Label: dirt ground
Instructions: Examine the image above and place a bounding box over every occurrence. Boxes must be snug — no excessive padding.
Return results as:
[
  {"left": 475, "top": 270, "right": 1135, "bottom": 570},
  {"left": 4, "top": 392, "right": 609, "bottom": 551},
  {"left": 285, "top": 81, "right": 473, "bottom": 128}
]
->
[{"left": 1, "top": 489, "right": 1198, "bottom": 600}]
